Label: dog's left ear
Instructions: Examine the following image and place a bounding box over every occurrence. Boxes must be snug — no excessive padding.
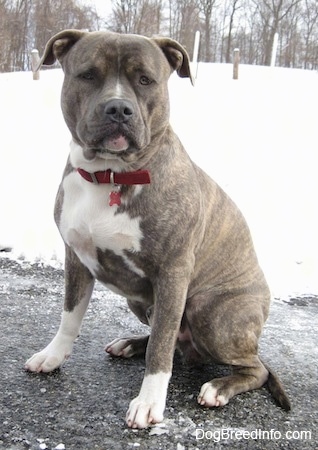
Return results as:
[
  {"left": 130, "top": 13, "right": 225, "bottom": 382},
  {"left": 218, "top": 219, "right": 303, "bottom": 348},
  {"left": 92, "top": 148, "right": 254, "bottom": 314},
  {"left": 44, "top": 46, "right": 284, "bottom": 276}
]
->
[{"left": 153, "top": 37, "right": 194, "bottom": 85}]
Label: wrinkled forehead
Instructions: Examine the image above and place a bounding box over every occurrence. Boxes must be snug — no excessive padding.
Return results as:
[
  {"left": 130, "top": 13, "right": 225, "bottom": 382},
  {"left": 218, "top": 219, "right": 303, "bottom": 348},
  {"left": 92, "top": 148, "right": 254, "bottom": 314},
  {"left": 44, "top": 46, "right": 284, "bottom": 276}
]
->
[{"left": 63, "top": 32, "right": 170, "bottom": 78}]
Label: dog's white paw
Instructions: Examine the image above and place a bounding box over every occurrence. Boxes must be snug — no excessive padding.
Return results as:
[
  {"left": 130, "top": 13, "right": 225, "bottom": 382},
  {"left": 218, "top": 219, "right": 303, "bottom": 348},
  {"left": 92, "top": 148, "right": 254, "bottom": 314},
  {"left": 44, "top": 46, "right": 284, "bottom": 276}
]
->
[
  {"left": 126, "top": 396, "right": 165, "bottom": 429},
  {"left": 105, "top": 338, "right": 135, "bottom": 358},
  {"left": 197, "top": 382, "right": 228, "bottom": 407},
  {"left": 25, "top": 336, "right": 73, "bottom": 373},
  {"left": 125, "top": 372, "right": 170, "bottom": 429}
]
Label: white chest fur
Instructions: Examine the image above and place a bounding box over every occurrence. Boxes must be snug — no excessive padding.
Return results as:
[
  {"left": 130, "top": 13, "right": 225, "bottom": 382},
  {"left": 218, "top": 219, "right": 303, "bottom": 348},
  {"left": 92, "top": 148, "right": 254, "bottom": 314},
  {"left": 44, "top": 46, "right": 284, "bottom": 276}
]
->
[{"left": 59, "top": 172, "right": 145, "bottom": 278}]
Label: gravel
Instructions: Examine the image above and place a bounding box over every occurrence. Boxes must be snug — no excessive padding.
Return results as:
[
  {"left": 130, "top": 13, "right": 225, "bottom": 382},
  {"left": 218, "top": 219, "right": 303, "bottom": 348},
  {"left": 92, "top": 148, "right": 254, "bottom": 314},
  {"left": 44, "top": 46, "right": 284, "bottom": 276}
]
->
[{"left": 0, "top": 255, "right": 317, "bottom": 449}]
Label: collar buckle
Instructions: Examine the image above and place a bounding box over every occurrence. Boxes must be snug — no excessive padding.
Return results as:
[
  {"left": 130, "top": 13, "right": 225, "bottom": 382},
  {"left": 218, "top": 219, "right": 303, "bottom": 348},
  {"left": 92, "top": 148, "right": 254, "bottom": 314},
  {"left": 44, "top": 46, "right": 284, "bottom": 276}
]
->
[
  {"left": 109, "top": 171, "right": 115, "bottom": 185},
  {"left": 90, "top": 172, "right": 99, "bottom": 184}
]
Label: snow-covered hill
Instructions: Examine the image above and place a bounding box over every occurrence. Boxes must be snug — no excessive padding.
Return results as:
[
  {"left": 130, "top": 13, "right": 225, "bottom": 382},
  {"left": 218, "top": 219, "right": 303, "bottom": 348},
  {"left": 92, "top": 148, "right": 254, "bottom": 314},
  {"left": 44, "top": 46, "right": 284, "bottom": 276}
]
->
[{"left": 1, "top": 63, "right": 317, "bottom": 297}]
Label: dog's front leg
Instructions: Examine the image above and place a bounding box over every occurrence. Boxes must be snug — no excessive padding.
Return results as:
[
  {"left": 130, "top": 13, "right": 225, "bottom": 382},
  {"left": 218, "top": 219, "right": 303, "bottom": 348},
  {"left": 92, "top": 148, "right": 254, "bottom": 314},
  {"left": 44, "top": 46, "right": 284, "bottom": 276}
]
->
[
  {"left": 126, "top": 273, "right": 188, "bottom": 429},
  {"left": 25, "top": 246, "right": 94, "bottom": 372}
]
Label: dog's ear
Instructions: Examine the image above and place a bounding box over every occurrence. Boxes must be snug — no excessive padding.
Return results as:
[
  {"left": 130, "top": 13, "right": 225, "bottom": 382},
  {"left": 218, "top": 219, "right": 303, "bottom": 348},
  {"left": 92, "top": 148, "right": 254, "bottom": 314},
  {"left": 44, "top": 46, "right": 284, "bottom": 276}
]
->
[
  {"left": 37, "top": 29, "right": 86, "bottom": 69},
  {"left": 153, "top": 37, "right": 194, "bottom": 85}
]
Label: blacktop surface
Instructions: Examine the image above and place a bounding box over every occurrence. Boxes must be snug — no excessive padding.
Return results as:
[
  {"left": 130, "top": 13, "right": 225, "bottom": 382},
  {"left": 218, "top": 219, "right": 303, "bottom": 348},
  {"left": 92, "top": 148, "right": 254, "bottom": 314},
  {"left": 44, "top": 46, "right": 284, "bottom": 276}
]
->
[{"left": 0, "top": 254, "right": 317, "bottom": 450}]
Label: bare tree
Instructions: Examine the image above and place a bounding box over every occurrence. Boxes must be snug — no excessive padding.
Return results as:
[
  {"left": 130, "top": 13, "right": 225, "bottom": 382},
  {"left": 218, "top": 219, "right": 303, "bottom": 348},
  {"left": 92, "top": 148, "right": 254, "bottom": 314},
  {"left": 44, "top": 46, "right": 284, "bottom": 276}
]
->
[
  {"left": 110, "top": 0, "right": 163, "bottom": 35},
  {"left": 302, "top": 0, "right": 318, "bottom": 68},
  {"left": 136, "top": 0, "right": 162, "bottom": 35},
  {"left": 278, "top": 1, "right": 302, "bottom": 67},
  {"left": 225, "top": 0, "right": 242, "bottom": 62},
  {"left": 33, "top": 0, "right": 100, "bottom": 51},
  {"left": 0, "top": 0, "right": 100, "bottom": 72},
  {"left": 252, "top": 0, "right": 302, "bottom": 65},
  {"left": 165, "top": 0, "right": 200, "bottom": 56},
  {"left": 3, "top": 0, "right": 33, "bottom": 71},
  {"left": 197, "top": 0, "right": 217, "bottom": 61},
  {"left": 110, "top": 0, "right": 199, "bottom": 56},
  {"left": 179, "top": 0, "right": 200, "bottom": 54},
  {"left": 3, "top": 0, "right": 318, "bottom": 72}
]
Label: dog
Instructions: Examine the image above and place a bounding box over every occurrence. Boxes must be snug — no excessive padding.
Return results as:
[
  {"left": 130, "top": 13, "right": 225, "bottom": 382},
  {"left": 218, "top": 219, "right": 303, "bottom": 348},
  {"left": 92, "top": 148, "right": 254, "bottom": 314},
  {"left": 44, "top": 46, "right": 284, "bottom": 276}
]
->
[{"left": 25, "top": 29, "right": 290, "bottom": 428}]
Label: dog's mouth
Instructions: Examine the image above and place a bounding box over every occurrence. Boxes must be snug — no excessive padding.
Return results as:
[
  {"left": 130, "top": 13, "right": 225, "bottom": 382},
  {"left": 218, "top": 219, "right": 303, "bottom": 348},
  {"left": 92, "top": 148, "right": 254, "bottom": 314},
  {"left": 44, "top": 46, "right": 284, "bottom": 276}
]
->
[
  {"left": 77, "top": 120, "right": 146, "bottom": 160},
  {"left": 83, "top": 130, "right": 133, "bottom": 159},
  {"left": 102, "top": 133, "right": 130, "bottom": 153}
]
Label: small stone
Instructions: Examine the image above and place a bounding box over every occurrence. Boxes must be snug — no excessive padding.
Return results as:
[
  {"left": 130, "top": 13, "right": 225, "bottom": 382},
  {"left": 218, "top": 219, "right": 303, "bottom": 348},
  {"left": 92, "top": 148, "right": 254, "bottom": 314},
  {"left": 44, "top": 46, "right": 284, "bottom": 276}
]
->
[
  {"left": 152, "top": 422, "right": 166, "bottom": 428},
  {"left": 40, "top": 388, "right": 47, "bottom": 393},
  {"left": 149, "top": 426, "right": 169, "bottom": 436},
  {"left": 54, "top": 444, "right": 65, "bottom": 450}
]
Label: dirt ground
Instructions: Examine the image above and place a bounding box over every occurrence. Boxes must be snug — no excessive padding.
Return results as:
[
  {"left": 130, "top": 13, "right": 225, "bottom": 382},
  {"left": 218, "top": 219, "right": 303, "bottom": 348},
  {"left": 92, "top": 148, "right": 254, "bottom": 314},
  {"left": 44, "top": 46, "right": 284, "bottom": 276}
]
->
[{"left": 0, "top": 255, "right": 317, "bottom": 450}]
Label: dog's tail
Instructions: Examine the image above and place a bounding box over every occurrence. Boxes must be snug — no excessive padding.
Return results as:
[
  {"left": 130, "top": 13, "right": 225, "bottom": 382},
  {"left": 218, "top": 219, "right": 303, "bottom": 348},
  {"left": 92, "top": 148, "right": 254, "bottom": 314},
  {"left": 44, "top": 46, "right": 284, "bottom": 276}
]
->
[{"left": 262, "top": 361, "right": 291, "bottom": 411}]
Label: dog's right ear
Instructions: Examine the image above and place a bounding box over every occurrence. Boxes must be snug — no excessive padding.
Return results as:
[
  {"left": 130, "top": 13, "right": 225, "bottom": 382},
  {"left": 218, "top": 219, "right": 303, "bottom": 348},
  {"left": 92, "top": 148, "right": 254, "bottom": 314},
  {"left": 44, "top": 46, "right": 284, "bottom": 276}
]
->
[{"left": 37, "top": 29, "right": 86, "bottom": 69}]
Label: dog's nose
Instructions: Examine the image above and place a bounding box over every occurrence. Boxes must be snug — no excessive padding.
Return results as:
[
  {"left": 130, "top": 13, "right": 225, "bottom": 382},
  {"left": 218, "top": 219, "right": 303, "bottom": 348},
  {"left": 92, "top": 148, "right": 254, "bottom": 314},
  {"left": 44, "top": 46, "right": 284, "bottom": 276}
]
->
[{"left": 103, "top": 99, "right": 134, "bottom": 123}]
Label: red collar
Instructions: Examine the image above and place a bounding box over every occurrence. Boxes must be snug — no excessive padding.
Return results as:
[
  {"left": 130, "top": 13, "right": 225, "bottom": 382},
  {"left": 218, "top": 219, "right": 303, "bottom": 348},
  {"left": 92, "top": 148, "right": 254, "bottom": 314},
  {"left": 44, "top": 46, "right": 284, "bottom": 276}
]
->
[{"left": 77, "top": 168, "right": 151, "bottom": 185}]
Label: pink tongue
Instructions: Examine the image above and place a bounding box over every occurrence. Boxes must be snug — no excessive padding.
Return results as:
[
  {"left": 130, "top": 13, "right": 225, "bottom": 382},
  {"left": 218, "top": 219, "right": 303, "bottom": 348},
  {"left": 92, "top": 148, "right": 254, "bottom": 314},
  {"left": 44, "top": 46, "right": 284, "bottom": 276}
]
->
[{"left": 105, "top": 135, "right": 129, "bottom": 151}]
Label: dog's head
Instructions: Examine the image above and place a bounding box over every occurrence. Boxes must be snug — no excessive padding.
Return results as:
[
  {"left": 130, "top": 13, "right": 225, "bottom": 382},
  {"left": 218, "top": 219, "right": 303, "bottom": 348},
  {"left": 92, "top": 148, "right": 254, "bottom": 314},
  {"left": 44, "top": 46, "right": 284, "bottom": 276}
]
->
[{"left": 39, "top": 29, "right": 193, "bottom": 166}]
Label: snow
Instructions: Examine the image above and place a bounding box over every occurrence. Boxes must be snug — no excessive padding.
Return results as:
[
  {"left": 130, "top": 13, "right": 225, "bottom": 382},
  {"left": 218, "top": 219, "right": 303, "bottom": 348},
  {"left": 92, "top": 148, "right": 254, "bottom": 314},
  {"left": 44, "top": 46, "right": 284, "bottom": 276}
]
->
[{"left": 1, "top": 64, "right": 317, "bottom": 297}]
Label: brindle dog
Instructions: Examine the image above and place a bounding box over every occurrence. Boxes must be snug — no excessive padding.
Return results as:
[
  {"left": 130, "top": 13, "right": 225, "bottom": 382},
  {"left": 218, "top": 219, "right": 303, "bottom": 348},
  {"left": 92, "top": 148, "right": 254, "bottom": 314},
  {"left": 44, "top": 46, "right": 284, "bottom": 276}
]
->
[{"left": 25, "top": 30, "right": 290, "bottom": 429}]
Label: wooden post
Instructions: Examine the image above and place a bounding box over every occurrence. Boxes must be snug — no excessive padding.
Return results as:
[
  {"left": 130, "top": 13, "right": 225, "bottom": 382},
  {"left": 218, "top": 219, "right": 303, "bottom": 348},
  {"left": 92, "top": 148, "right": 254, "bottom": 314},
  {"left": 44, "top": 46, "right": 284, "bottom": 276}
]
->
[
  {"left": 31, "top": 49, "right": 40, "bottom": 80},
  {"left": 233, "top": 48, "right": 240, "bottom": 80}
]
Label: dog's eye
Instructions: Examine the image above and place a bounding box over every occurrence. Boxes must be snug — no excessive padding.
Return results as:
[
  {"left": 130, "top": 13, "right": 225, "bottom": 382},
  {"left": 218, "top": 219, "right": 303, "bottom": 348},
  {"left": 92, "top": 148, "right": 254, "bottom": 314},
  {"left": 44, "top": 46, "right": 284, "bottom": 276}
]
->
[
  {"left": 139, "top": 75, "right": 152, "bottom": 86},
  {"left": 79, "top": 70, "right": 95, "bottom": 81}
]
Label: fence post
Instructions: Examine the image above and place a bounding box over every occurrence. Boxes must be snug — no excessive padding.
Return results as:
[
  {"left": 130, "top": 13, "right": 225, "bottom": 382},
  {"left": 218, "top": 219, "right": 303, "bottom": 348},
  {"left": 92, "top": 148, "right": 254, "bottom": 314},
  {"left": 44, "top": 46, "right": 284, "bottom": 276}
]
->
[
  {"left": 192, "top": 30, "right": 200, "bottom": 80},
  {"left": 233, "top": 48, "right": 240, "bottom": 80},
  {"left": 31, "top": 49, "right": 40, "bottom": 80},
  {"left": 271, "top": 33, "right": 279, "bottom": 67}
]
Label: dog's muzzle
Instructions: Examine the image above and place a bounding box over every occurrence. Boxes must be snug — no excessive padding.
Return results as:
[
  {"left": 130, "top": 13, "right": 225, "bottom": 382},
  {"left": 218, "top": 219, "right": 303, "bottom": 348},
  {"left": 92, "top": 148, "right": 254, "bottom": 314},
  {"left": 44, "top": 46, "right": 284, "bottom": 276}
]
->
[{"left": 102, "top": 99, "right": 134, "bottom": 124}]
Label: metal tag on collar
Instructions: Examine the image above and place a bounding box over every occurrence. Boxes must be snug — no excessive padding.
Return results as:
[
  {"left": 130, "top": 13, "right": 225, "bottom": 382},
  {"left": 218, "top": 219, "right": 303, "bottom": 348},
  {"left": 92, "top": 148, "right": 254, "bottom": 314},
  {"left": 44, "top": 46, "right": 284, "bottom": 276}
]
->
[{"left": 109, "top": 171, "right": 121, "bottom": 206}]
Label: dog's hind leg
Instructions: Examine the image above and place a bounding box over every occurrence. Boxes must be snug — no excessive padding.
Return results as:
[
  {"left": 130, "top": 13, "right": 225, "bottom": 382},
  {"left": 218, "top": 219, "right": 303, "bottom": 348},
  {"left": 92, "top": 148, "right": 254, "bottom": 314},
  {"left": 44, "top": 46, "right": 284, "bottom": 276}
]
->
[
  {"left": 197, "top": 357, "right": 269, "bottom": 407},
  {"left": 106, "top": 335, "right": 149, "bottom": 358},
  {"left": 185, "top": 291, "right": 283, "bottom": 408}
]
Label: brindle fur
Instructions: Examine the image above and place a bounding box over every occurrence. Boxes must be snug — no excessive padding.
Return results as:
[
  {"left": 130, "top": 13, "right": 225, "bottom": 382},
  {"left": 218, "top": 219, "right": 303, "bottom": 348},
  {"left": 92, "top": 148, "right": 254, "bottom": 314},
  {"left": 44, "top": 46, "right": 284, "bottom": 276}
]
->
[{"left": 29, "top": 29, "right": 290, "bottom": 424}]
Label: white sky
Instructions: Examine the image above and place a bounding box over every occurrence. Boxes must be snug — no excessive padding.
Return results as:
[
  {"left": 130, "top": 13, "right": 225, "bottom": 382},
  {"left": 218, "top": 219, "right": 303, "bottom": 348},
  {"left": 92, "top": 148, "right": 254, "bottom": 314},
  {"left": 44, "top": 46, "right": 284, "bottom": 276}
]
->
[{"left": 81, "top": 0, "right": 113, "bottom": 19}]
